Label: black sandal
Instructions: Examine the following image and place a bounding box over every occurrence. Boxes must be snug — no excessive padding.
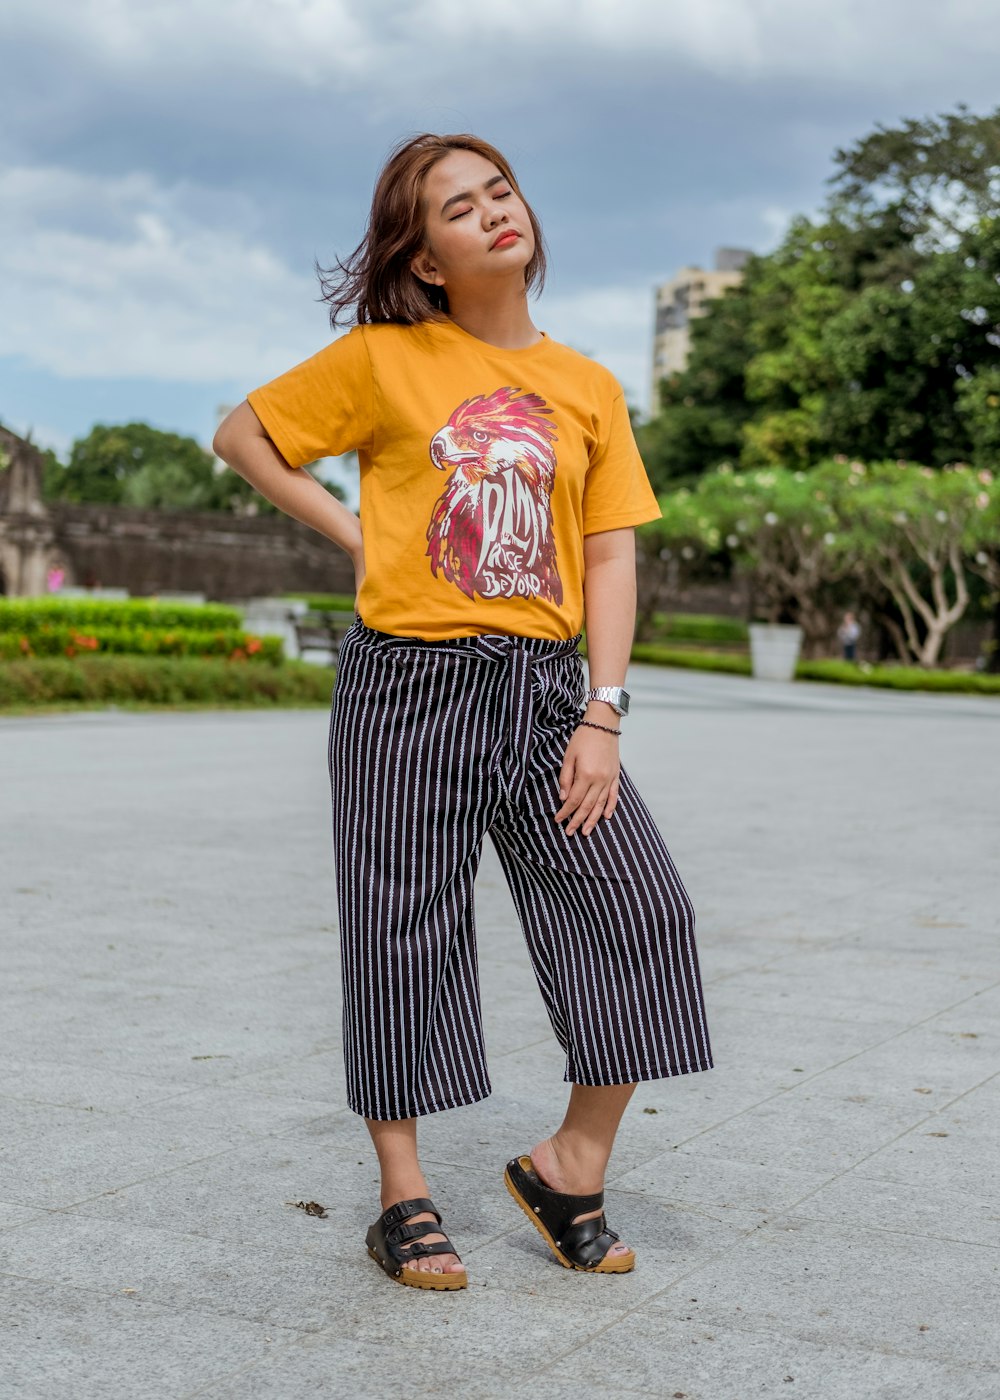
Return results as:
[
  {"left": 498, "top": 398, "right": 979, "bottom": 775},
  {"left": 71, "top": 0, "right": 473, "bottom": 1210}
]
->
[
  {"left": 365, "top": 1197, "right": 468, "bottom": 1291},
  {"left": 504, "top": 1154, "right": 635, "bottom": 1273}
]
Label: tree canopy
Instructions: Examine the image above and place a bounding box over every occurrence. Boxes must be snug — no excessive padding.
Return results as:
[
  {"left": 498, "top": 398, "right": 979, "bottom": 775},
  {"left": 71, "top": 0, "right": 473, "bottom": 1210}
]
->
[
  {"left": 43, "top": 422, "right": 346, "bottom": 512},
  {"left": 642, "top": 104, "right": 1000, "bottom": 488}
]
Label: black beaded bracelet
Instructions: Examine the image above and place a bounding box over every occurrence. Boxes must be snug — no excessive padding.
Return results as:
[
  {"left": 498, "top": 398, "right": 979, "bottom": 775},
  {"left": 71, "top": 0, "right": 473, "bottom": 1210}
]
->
[{"left": 577, "top": 718, "right": 622, "bottom": 736}]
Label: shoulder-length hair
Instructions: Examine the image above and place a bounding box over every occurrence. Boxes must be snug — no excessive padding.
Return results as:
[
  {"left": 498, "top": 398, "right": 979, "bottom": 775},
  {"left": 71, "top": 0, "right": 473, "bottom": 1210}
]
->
[{"left": 317, "top": 133, "right": 547, "bottom": 328}]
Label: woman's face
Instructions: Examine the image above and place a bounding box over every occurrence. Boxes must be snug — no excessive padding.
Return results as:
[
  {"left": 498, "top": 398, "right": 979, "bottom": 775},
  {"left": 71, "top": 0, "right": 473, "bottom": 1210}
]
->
[{"left": 411, "top": 149, "right": 535, "bottom": 293}]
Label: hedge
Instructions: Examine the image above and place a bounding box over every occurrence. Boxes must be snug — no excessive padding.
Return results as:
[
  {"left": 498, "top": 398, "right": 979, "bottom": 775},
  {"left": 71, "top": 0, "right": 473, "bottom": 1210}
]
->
[
  {"left": 0, "top": 623, "right": 282, "bottom": 663},
  {"left": 796, "top": 659, "right": 1000, "bottom": 693},
  {"left": 283, "top": 593, "right": 357, "bottom": 614},
  {"left": 0, "top": 598, "right": 243, "bottom": 630},
  {"left": 655, "top": 613, "right": 749, "bottom": 645},
  {"left": 629, "top": 643, "right": 752, "bottom": 675},
  {"left": 0, "top": 656, "right": 335, "bottom": 708},
  {"left": 629, "top": 643, "right": 1000, "bottom": 693}
]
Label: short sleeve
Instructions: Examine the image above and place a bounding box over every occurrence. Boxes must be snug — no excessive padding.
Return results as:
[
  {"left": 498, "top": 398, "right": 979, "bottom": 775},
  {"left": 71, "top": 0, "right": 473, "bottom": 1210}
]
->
[
  {"left": 245, "top": 326, "right": 374, "bottom": 468},
  {"left": 582, "top": 391, "right": 662, "bottom": 534}
]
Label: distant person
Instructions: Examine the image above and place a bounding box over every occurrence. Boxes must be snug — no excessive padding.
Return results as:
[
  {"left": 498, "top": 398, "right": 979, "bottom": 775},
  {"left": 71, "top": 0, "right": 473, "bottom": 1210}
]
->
[
  {"left": 838, "top": 611, "right": 861, "bottom": 662},
  {"left": 214, "top": 133, "right": 713, "bottom": 1292}
]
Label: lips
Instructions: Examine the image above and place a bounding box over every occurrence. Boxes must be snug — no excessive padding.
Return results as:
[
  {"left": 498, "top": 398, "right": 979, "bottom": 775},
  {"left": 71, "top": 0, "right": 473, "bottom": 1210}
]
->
[{"left": 491, "top": 230, "right": 521, "bottom": 250}]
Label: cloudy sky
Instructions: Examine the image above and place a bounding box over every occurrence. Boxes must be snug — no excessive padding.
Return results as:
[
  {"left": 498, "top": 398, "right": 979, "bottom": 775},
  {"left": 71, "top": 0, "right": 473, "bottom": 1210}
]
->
[{"left": 3, "top": 0, "right": 998, "bottom": 481}]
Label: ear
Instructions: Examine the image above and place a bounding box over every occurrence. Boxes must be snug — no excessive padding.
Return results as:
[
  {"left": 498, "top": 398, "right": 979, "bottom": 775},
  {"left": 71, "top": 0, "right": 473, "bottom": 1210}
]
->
[{"left": 410, "top": 248, "right": 444, "bottom": 287}]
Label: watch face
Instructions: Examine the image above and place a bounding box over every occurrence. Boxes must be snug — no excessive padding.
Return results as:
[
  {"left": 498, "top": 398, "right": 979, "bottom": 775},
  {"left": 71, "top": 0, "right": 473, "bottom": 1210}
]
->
[{"left": 589, "top": 687, "right": 629, "bottom": 715}]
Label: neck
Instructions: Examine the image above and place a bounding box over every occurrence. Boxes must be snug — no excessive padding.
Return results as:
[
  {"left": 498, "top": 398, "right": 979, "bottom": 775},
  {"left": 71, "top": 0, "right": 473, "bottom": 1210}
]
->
[{"left": 443, "top": 282, "right": 542, "bottom": 350}]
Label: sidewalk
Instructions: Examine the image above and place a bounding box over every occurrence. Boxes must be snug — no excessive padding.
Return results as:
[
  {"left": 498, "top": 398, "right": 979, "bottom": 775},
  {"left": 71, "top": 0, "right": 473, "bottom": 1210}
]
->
[{"left": 2, "top": 668, "right": 998, "bottom": 1399}]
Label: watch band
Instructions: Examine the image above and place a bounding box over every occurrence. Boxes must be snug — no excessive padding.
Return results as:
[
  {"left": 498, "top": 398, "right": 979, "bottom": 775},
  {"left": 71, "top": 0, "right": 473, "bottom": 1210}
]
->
[{"left": 583, "top": 686, "right": 630, "bottom": 717}]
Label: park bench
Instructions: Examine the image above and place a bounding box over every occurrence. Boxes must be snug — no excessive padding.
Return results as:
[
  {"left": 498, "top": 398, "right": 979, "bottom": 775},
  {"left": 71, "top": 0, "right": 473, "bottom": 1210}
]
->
[{"left": 292, "top": 609, "right": 355, "bottom": 664}]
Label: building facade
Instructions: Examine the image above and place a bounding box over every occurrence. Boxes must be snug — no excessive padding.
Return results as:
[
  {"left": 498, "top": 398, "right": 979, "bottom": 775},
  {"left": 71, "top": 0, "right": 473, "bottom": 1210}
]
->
[
  {"left": 0, "top": 425, "right": 354, "bottom": 599},
  {"left": 651, "top": 247, "right": 752, "bottom": 410}
]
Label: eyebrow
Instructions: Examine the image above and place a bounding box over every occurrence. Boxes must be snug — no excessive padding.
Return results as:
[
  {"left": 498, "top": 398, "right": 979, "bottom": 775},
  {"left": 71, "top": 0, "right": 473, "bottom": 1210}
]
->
[{"left": 440, "top": 174, "right": 507, "bottom": 214}]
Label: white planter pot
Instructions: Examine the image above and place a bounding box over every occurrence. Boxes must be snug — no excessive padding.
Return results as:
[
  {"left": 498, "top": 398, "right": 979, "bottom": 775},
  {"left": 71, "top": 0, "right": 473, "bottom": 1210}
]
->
[{"left": 749, "top": 623, "right": 803, "bottom": 682}]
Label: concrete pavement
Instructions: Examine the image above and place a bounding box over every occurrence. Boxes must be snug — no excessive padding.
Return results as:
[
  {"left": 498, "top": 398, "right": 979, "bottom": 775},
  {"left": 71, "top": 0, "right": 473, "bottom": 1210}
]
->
[{"left": 1, "top": 666, "right": 998, "bottom": 1398}]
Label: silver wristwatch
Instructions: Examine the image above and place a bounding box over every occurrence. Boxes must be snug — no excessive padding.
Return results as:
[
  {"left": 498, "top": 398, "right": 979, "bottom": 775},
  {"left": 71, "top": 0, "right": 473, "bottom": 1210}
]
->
[{"left": 583, "top": 686, "right": 630, "bottom": 717}]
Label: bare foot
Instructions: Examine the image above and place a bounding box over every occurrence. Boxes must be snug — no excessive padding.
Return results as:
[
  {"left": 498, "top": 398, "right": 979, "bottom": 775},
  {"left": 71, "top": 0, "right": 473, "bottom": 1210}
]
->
[{"left": 529, "top": 1137, "right": 632, "bottom": 1259}]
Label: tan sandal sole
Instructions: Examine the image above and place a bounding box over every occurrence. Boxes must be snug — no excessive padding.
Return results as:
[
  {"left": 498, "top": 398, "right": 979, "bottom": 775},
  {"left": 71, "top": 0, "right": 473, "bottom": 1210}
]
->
[
  {"left": 367, "top": 1246, "right": 468, "bottom": 1291},
  {"left": 504, "top": 1166, "right": 636, "bottom": 1274}
]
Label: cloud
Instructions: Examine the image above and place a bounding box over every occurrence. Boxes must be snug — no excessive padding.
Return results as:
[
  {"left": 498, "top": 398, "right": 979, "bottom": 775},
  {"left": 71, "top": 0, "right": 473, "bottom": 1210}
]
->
[
  {"left": 4, "top": 0, "right": 997, "bottom": 88},
  {"left": 539, "top": 282, "right": 655, "bottom": 409},
  {"left": 0, "top": 163, "right": 327, "bottom": 383},
  {"left": 0, "top": 155, "right": 664, "bottom": 415},
  {"left": 0, "top": 156, "right": 660, "bottom": 407}
]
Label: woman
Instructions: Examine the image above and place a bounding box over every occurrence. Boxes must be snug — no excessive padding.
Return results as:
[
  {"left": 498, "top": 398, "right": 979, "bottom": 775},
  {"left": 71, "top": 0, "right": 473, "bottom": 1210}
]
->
[{"left": 214, "top": 133, "right": 713, "bottom": 1292}]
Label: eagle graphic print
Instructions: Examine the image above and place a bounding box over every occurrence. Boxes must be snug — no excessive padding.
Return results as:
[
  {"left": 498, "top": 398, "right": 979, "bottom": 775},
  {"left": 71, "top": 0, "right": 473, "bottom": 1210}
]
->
[{"left": 425, "top": 386, "right": 563, "bottom": 605}]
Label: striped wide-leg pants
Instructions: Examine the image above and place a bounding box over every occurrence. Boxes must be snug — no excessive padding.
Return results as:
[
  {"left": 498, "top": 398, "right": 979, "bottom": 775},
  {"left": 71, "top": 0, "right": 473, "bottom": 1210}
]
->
[{"left": 327, "top": 615, "right": 713, "bottom": 1121}]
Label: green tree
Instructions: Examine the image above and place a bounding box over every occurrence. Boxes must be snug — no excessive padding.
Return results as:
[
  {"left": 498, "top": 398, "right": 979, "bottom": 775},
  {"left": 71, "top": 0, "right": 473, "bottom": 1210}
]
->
[
  {"left": 43, "top": 421, "right": 347, "bottom": 513},
  {"left": 46, "top": 423, "right": 219, "bottom": 509},
  {"left": 821, "top": 216, "right": 1000, "bottom": 465},
  {"left": 690, "top": 461, "right": 858, "bottom": 654},
  {"left": 841, "top": 460, "right": 995, "bottom": 666},
  {"left": 642, "top": 104, "right": 1000, "bottom": 477},
  {"left": 827, "top": 102, "right": 1000, "bottom": 250},
  {"left": 640, "top": 272, "right": 757, "bottom": 486}
]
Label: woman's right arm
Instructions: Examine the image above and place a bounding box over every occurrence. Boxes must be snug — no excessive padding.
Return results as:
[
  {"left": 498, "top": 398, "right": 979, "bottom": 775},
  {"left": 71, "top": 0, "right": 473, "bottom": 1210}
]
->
[{"left": 213, "top": 401, "right": 365, "bottom": 584}]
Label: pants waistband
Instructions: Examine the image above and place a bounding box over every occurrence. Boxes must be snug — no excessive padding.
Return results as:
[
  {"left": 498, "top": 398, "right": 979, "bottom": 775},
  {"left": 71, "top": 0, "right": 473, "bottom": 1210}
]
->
[
  {"left": 347, "top": 614, "right": 583, "bottom": 805},
  {"left": 349, "top": 614, "right": 583, "bottom": 664}
]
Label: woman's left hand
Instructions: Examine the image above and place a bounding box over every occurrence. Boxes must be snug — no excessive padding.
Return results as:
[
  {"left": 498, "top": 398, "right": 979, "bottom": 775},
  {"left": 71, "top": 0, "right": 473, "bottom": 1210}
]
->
[{"left": 554, "top": 724, "right": 621, "bottom": 836}]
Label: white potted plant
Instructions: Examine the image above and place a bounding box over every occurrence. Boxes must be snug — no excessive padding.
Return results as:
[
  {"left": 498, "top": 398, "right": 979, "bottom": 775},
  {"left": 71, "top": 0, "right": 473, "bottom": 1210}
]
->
[{"left": 748, "top": 615, "right": 803, "bottom": 681}]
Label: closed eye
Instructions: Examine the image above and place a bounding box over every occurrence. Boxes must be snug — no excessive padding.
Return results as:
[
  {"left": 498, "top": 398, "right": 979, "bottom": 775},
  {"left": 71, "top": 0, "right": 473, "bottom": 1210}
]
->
[{"left": 448, "top": 191, "right": 513, "bottom": 221}]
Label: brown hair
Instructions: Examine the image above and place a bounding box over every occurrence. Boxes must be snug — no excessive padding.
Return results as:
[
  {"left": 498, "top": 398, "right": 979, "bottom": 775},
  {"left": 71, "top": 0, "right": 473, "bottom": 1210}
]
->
[{"left": 316, "top": 133, "right": 547, "bottom": 328}]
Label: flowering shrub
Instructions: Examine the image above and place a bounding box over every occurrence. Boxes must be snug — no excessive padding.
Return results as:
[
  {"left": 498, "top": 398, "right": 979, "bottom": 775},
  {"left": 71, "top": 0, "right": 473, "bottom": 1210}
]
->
[
  {"left": 839, "top": 460, "right": 996, "bottom": 666},
  {"left": 642, "top": 456, "right": 999, "bottom": 666},
  {"left": 0, "top": 623, "right": 282, "bottom": 663},
  {"left": 689, "top": 460, "right": 857, "bottom": 653}
]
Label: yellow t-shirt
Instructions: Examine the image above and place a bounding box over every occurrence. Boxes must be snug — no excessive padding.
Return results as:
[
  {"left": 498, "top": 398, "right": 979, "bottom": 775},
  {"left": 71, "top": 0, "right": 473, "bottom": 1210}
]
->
[{"left": 246, "top": 318, "right": 661, "bottom": 641}]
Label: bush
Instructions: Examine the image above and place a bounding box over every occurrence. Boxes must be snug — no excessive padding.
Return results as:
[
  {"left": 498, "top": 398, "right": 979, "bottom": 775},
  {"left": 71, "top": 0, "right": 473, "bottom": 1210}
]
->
[
  {"left": 797, "top": 659, "right": 1000, "bottom": 693},
  {"left": 283, "top": 593, "right": 357, "bottom": 613},
  {"left": 627, "top": 644, "right": 753, "bottom": 675},
  {"left": 629, "top": 643, "right": 1000, "bottom": 693},
  {"left": 0, "top": 623, "right": 282, "bottom": 663},
  {"left": 657, "top": 613, "right": 749, "bottom": 645},
  {"left": 0, "top": 599, "right": 243, "bottom": 631},
  {"left": 0, "top": 656, "right": 335, "bottom": 708}
]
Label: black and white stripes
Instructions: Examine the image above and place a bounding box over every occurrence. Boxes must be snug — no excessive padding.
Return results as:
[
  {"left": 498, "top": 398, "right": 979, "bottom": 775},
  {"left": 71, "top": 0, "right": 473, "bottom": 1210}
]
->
[{"left": 328, "top": 615, "right": 713, "bottom": 1121}]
